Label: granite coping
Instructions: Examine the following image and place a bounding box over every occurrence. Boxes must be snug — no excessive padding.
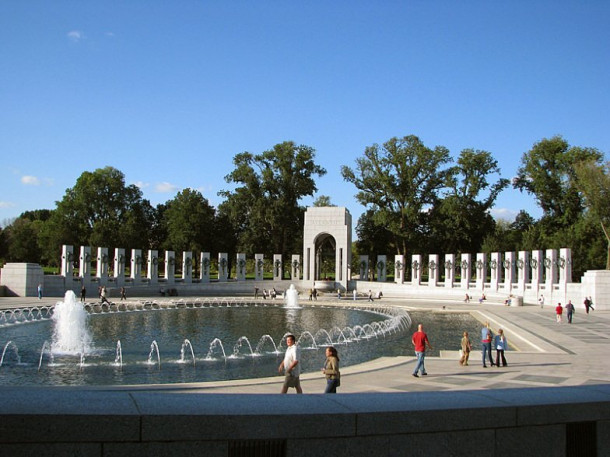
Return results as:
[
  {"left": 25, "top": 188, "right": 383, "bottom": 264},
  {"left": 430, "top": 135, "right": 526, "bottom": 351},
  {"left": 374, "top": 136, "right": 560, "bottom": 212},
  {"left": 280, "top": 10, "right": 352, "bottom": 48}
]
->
[{"left": 1, "top": 385, "right": 609, "bottom": 443}]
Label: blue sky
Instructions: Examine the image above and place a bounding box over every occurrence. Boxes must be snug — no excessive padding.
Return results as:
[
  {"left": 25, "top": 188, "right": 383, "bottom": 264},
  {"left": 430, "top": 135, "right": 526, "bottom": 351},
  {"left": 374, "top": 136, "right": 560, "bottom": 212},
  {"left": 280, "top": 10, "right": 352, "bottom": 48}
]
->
[{"left": 1, "top": 1, "right": 608, "bottom": 237}]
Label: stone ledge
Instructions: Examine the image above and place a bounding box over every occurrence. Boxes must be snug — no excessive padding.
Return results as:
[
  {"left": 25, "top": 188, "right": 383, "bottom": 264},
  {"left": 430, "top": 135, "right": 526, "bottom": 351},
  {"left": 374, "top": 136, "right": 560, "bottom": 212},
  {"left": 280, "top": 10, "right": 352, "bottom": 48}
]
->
[{"left": 0, "top": 385, "right": 608, "bottom": 446}]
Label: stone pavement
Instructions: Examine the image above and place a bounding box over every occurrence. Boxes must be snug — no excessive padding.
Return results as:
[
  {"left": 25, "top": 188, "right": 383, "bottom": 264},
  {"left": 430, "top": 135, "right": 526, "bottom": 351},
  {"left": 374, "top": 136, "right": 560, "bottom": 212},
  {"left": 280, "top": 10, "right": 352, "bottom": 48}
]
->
[{"left": 1, "top": 295, "right": 609, "bottom": 394}]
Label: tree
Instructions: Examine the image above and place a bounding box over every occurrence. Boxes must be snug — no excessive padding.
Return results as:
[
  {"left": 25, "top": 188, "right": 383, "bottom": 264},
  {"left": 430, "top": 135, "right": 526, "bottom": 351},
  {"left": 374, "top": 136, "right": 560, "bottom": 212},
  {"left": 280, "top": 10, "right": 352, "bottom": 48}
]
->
[
  {"left": 1, "top": 210, "right": 52, "bottom": 264},
  {"left": 513, "top": 136, "right": 605, "bottom": 273},
  {"left": 41, "top": 167, "right": 154, "bottom": 257},
  {"left": 574, "top": 160, "right": 610, "bottom": 269},
  {"left": 162, "top": 189, "right": 216, "bottom": 253},
  {"left": 6, "top": 217, "right": 43, "bottom": 263},
  {"left": 0, "top": 225, "right": 7, "bottom": 264},
  {"left": 219, "top": 141, "right": 326, "bottom": 258},
  {"left": 355, "top": 209, "right": 395, "bottom": 257},
  {"left": 341, "top": 135, "right": 453, "bottom": 254},
  {"left": 481, "top": 211, "right": 536, "bottom": 254},
  {"left": 430, "top": 149, "right": 509, "bottom": 253},
  {"left": 313, "top": 195, "right": 334, "bottom": 207},
  {"left": 513, "top": 136, "right": 603, "bottom": 231}
]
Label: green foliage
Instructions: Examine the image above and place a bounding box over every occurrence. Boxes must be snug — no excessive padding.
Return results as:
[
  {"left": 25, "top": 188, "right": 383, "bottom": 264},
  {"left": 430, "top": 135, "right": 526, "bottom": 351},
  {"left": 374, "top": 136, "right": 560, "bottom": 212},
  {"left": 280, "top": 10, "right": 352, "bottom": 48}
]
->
[
  {"left": 2, "top": 134, "right": 606, "bottom": 281},
  {"left": 514, "top": 135, "right": 603, "bottom": 230},
  {"left": 6, "top": 217, "right": 43, "bottom": 263},
  {"left": 342, "top": 135, "right": 452, "bottom": 254},
  {"left": 430, "top": 149, "right": 509, "bottom": 254},
  {"left": 573, "top": 160, "right": 610, "bottom": 269},
  {"left": 355, "top": 209, "right": 395, "bottom": 256},
  {"left": 43, "top": 167, "right": 154, "bottom": 253},
  {"left": 219, "top": 141, "right": 326, "bottom": 257},
  {"left": 162, "top": 189, "right": 216, "bottom": 253},
  {"left": 313, "top": 195, "right": 334, "bottom": 207}
]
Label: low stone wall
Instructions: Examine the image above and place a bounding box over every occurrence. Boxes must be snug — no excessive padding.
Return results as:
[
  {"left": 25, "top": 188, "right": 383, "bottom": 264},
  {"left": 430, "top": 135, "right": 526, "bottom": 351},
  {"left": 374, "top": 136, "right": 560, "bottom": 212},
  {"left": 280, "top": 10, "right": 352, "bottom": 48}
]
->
[{"left": 0, "top": 385, "right": 608, "bottom": 457}]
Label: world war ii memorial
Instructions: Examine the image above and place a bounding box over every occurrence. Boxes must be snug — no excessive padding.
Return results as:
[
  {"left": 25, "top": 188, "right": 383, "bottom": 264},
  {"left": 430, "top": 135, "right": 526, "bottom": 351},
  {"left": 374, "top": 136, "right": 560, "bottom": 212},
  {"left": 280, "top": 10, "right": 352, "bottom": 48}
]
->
[{"left": 0, "top": 207, "right": 609, "bottom": 456}]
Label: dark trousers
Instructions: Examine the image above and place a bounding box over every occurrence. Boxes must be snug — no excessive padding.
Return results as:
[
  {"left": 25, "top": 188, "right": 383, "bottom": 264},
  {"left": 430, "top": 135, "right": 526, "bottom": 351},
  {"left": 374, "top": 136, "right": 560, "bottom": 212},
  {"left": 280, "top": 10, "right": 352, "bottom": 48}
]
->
[{"left": 495, "top": 350, "right": 507, "bottom": 367}]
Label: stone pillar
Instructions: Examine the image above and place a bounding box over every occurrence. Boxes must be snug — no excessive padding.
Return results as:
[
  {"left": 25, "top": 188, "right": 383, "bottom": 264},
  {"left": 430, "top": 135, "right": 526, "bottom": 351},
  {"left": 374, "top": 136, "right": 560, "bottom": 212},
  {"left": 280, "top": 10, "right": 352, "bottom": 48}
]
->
[
  {"left": 96, "top": 247, "right": 109, "bottom": 283},
  {"left": 517, "top": 251, "right": 530, "bottom": 292},
  {"left": 503, "top": 252, "right": 516, "bottom": 293},
  {"left": 460, "top": 253, "right": 471, "bottom": 289},
  {"left": 181, "top": 252, "right": 192, "bottom": 284},
  {"left": 394, "top": 255, "right": 405, "bottom": 284},
  {"left": 147, "top": 250, "right": 159, "bottom": 284},
  {"left": 291, "top": 255, "right": 301, "bottom": 281},
  {"left": 475, "top": 253, "right": 486, "bottom": 291},
  {"left": 114, "top": 248, "right": 126, "bottom": 285},
  {"left": 489, "top": 252, "right": 501, "bottom": 292},
  {"left": 359, "top": 255, "right": 369, "bottom": 281},
  {"left": 236, "top": 253, "right": 247, "bottom": 281},
  {"left": 79, "top": 246, "right": 92, "bottom": 281},
  {"left": 200, "top": 252, "right": 211, "bottom": 283},
  {"left": 428, "top": 254, "right": 439, "bottom": 287},
  {"left": 61, "top": 245, "right": 74, "bottom": 277},
  {"left": 545, "top": 249, "right": 558, "bottom": 287},
  {"left": 254, "top": 254, "right": 264, "bottom": 281},
  {"left": 444, "top": 254, "right": 455, "bottom": 288},
  {"left": 559, "top": 248, "right": 572, "bottom": 285},
  {"left": 376, "top": 255, "right": 387, "bottom": 282},
  {"left": 165, "top": 251, "right": 175, "bottom": 284},
  {"left": 273, "top": 254, "right": 282, "bottom": 281},
  {"left": 218, "top": 253, "right": 229, "bottom": 282},
  {"left": 530, "top": 250, "right": 543, "bottom": 294},
  {"left": 131, "top": 249, "right": 142, "bottom": 283},
  {"left": 411, "top": 255, "right": 422, "bottom": 286}
]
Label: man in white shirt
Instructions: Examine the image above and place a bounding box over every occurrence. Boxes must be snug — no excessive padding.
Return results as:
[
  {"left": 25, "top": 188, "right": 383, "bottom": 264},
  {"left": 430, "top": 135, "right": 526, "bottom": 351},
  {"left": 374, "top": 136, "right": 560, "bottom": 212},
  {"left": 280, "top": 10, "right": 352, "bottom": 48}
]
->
[{"left": 278, "top": 334, "right": 303, "bottom": 394}]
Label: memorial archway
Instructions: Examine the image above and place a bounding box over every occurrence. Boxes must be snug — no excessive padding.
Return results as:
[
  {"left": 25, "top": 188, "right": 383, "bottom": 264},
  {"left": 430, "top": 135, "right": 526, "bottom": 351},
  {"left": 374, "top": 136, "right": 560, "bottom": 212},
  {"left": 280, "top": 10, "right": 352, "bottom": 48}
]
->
[{"left": 302, "top": 207, "right": 352, "bottom": 290}]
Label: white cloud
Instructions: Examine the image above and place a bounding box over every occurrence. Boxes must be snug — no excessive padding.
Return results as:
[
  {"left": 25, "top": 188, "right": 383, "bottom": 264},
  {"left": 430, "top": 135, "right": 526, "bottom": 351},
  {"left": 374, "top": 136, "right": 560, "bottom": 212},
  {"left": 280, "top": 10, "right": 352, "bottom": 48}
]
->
[
  {"left": 0, "top": 201, "right": 15, "bottom": 208},
  {"left": 67, "top": 30, "right": 84, "bottom": 42},
  {"left": 155, "top": 182, "right": 179, "bottom": 193},
  {"left": 489, "top": 207, "right": 518, "bottom": 221},
  {"left": 133, "top": 181, "right": 150, "bottom": 190},
  {"left": 21, "top": 175, "right": 40, "bottom": 186}
]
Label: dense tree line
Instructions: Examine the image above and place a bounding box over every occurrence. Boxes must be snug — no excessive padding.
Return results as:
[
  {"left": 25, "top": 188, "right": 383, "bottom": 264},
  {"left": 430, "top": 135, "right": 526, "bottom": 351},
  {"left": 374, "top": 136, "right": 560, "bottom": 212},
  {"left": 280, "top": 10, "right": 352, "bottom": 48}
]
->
[{"left": 0, "top": 136, "right": 607, "bottom": 280}]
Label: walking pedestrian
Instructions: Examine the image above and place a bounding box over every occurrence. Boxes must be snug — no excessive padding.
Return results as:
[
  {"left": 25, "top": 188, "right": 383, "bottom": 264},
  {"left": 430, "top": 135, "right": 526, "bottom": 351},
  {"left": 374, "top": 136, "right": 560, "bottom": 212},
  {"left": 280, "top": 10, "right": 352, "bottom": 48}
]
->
[
  {"left": 412, "top": 324, "right": 433, "bottom": 377},
  {"left": 278, "top": 334, "right": 303, "bottom": 394},
  {"left": 322, "top": 346, "right": 340, "bottom": 393},
  {"left": 565, "top": 300, "right": 575, "bottom": 323},
  {"left": 555, "top": 303, "right": 563, "bottom": 323}
]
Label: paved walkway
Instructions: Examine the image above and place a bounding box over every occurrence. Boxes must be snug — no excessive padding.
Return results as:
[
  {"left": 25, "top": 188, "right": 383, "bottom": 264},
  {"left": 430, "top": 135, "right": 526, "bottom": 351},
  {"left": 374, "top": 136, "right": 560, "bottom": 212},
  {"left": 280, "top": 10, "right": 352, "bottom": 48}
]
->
[{"left": 1, "top": 295, "right": 609, "bottom": 394}]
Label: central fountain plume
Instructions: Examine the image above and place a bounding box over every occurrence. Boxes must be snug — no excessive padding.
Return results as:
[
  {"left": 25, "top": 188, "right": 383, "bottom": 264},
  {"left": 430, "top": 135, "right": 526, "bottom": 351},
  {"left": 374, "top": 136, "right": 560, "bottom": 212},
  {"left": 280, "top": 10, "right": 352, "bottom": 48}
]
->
[
  {"left": 284, "top": 284, "right": 300, "bottom": 308},
  {"left": 51, "top": 290, "right": 93, "bottom": 354}
]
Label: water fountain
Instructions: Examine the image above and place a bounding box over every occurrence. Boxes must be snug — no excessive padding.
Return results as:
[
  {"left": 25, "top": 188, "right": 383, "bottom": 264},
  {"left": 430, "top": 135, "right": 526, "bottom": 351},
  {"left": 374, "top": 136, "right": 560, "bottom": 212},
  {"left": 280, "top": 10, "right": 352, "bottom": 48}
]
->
[
  {"left": 284, "top": 284, "right": 300, "bottom": 308},
  {"left": 51, "top": 290, "right": 93, "bottom": 354},
  {"left": 0, "top": 295, "right": 487, "bottom": 387}
]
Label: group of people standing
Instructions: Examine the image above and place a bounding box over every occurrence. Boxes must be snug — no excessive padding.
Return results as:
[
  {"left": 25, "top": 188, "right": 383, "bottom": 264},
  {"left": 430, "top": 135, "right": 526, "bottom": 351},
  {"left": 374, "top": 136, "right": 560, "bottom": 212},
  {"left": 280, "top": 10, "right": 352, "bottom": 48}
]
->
[{"left": 477, "top": 322, "right": 508, "bottom": 367}]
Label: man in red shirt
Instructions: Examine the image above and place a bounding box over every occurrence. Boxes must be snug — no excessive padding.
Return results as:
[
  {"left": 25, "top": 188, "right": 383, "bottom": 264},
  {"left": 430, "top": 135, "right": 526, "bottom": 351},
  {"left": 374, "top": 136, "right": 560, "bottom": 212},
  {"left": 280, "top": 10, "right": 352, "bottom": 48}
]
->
[
  {"left": 411, "top": 324, "right": 433, "bottom": 378},
  {"left": 555, "top": 303, "right": 563, "bottom": 323}
]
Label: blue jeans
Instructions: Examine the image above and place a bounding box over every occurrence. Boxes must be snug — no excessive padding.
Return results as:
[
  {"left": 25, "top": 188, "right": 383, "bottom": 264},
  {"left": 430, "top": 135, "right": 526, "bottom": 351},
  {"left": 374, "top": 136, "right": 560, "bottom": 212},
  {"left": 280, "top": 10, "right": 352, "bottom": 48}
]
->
[
  {"left": 325, "top": 378, "right": 339, "bottom": 393},
  {"left": 482, "top": 342, "right": 493, "bottom": 366},
  {"left": 413, "top": 351, "right": 427, "bottom": 375}
]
